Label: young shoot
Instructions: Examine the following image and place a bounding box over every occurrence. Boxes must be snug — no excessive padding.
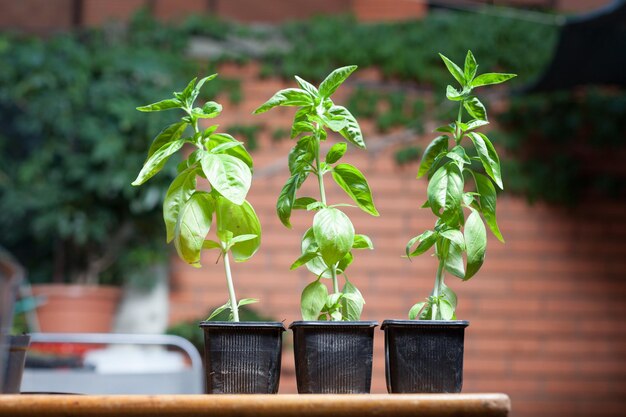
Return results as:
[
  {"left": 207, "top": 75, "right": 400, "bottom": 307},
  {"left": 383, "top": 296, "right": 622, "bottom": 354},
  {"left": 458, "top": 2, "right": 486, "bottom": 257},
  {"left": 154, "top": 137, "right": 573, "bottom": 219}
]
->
[
  {"left": 254, "top": 66, "right": 378, "bottom": 321},
  {"left": 132, "top": 74, "right": 261, "bottom": 322},
  {"left": 406, "top": 51, "right": 516, "bottom": 320}
]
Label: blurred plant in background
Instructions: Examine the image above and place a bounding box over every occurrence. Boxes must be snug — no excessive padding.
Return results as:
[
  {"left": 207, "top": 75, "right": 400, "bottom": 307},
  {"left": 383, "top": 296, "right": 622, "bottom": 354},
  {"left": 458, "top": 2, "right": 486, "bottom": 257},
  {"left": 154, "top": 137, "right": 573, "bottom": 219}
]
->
[
  {"left": 0, "top": 17, "right": 196, "bottom": 286},
  {"left": 0, "top": 7, "right": 623, "bottom": 290}
]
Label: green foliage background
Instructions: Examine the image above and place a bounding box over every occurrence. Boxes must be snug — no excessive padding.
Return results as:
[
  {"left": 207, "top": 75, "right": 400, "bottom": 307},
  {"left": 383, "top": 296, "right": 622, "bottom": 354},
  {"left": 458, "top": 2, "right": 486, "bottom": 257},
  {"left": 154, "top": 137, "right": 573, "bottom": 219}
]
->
[{"left": 1, "top": 8, "right": 622, "bottom": 288}]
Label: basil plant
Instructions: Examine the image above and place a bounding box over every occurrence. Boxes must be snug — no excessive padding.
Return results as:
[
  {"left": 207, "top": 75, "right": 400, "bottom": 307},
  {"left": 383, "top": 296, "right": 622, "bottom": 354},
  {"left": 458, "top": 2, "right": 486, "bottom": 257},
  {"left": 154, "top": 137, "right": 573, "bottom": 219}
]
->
[
  {"left": 133, "top": 75, "right": 261, "bottom": 322},
  {"left": 255, "top": 66, "right": 378, "bottom": 321},
  {"left": 406, "top": 51, "right": 516, "bottom": 320}
]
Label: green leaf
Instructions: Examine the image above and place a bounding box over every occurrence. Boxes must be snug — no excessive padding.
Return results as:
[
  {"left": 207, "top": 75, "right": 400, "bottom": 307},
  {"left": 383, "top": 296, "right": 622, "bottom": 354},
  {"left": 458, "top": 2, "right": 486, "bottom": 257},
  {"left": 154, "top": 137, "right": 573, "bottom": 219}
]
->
[
  {"left": 293, "top": 197, "right": 317, "bottom": 210},
  {"left": 330, "top": 310, "right": 343, "bottom": 321},
  {"left": 319, "top": 65, "right": 357, "bottom": 98},
  {"left": 435, "top": 124, "right": 455, "bottom": 134},
  {"left": 291, "top": 251, "right": 320, "bottom": 270},
  {"left": 201, "top": 153, "right": 251, "bottom": 205},
  {"left": 353, "top": 234, "right": 373, "bottom": 250},
  {"left": 446, "top": 85, "right": 466, "bottom": 101},
  {"left": 418, "top": 136, "right": 448, "bottom": 178},
  {"left": 276, "top": 174, "right": 300, "bottom": 228},
  {"left": 147, "top": 122, "right": 188, "bottom": 160},
  {"left": 327, "top": 105, "right": 365, "bottom": 149},
  {"left": 463, "top": 97, "right": 487, "bottom": 121},
  {"left": 294, "top": 75, "right": 319, "bottom": 97},
  {"left": 427, "top": 163, "right": 463, "bottom": 225},
  {"left": 217, "top": 229, "right": 233, "bottom": 243},
  {"left": 210, "top": 141, "right": 244, "bottom": 154},
  {"left": 174, "top": 192, "right": 214, "bottom": 266},
  {"left": 439, "top": 53, "right": 465, "bottom": 86},
  {"left": 137, "top": 98, "right": 181, "bottom": 112},
  {"left": 289, "top": 136, "right": 315, "bottom": 175},
  {"left": 439, "top": 299, "right": 455, "bottom": 320},
  {"left": 445, "top": 241, "right": 465, "bottom": 278},
  {"left": 208, "top": 133, "right": 253, "bottom": 169},
  {"left": 440, "top": 229, "right": 465, "bottom": 249},
  {"left": 203, "top": 125, "right": 219, "bottom": 138},
  {"left": 406, "top": 230, "right": 437, "bottom": 258},
  {"left": 327, "top": 293, "right": 343, "bottom": 309},
  {"left": 202, "top": 240, "right": 221, "bottom": 250},
  {"left": 419, "top": 301, "right": 433, "bottom": 320},
  {"left": 132, "top": 139, "right": 184, "bottom": 186},
  {"left": 238, "top": 298, "right": 259, "bottom": 307},
  {"left": 207, "top": 301, "right": 230, "bottom": 321},
  {"left": 464, "top": 210, "right": 487, "bottom": 280},
  {"left": 215, "top": 197, "right": 261, "bottom": 262},
  {"left": 325, "top": 142, "right": 347, "bottom": 164},
  {"left": 332, "top": 163, "right": 379, "bottom": 216},
  {"left": 471, "top": 73, "right": 517, "bottom": 88},
  {"left": 192, "top": 101, "right": 222, "bottom": 118},
  {"left": 342, "top": 281, "right": 364, "bottom": 321},
  {"left": 446, "top": 146, "right": 470, "bottom": 165},
  {"left": 474, "top": 172, "right": 504, "bottom": 242},
  {"left": 229, "top": 234, "right": 258, "bottom": 245},
  {"left": 301, "top": 228, "right": 330, "bottom": 278},
  {"left": 180, "top": 77, "right": 197, "bottom": 105},
  {"left": 313, "top": 208, "right": 355, "bottom": 267},
  {"left": 409, "top": 302, "right": 427, "bottom": 320},
  {"left": 291, "top": 107, "right": 314, "bottom": 138},
  {"left": 467, "top": 132, "right": 503, "bottom": 189},
  {"left": 336, "top": 251, "right": 353, "bottom": 273},
  {"left": 191, "top": 74, "right": 218, "bottom": 103},
  {"left": 163, "top": 166, "right": 197, "bottom": 242},
  {"left": 441, "top": 282, "right": 458, "bottom": 309},
  {"left": 307, "top": 201, "right": 326, "bottom": 211},
  {"left": 253, "top": 88, "right": 313, "bottom": 113},
  {"left": 464, "top": 50, "right": 477, "bottom": 82},
  {"left": 465, "top": 119, "right": 489, "bottom": 131},
  {"left": 301, "top": 280, "right": 328, "bottom": 321}
]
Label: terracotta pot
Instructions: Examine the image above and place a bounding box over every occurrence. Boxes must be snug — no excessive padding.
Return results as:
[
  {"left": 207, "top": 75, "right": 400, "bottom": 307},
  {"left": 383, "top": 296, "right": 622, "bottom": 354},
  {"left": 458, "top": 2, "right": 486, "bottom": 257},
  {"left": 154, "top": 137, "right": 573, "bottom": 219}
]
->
[{"left": 31, "top": 284, "right": 121, "bottom": 333}]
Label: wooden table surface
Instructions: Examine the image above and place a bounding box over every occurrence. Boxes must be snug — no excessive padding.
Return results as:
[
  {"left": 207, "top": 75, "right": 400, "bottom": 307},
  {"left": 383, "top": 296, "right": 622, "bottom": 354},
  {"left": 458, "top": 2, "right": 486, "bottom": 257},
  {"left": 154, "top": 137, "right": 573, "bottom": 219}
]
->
[{"left": 0, "top": 393, "right": 510, "bottom": 417}]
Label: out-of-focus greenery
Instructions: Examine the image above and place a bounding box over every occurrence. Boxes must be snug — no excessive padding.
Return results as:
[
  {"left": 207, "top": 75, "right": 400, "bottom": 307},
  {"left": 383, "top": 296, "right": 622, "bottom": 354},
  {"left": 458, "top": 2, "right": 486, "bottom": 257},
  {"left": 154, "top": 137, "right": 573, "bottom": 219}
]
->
[
  {"left": 497, "top": 88, "right": 626, "bottom": 204},
  {"left": 0, "top": 18, "right": 197, "bottom": 286},
  {"left": 265, "top": 12, "right": 557, "bottom": 86}
]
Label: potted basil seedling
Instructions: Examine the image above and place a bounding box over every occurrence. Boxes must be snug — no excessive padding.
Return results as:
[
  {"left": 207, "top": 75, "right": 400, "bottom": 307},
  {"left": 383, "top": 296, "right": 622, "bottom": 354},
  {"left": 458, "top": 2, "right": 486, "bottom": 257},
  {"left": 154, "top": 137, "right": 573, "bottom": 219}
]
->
[
  {"left": 133, "top": 75, "right": 284, "bottom": 394},
  {"left": 254, "top": 66, "right": 378, "bottom": 394},
  {"left": 382, "top": 52, "right": 516, "bottom": 393}
]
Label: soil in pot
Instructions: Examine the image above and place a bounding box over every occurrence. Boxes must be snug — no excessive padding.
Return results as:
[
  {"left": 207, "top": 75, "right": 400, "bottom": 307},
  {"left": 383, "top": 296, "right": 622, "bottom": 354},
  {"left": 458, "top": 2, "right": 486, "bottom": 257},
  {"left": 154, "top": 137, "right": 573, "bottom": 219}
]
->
[
  {"left": 199, "top": 321, "right": 285, "bottom": 394},
  {"left": 2, "top": 334, "right": 31, "bottom": 393},
  {"left": 382, "top": 320, "right": 469, "bottom": 393},
  {"left": 289, "top": 321, "right": 378, "bottom": 394}
]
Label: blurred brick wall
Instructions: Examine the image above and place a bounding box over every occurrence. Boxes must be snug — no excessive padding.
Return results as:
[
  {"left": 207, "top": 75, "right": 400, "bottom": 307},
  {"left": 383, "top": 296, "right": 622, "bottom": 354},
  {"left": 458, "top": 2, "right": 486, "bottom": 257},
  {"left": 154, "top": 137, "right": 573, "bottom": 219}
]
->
[
  {"left": 0, "top": 0, "right": 612, "bottom": 33},
  {"left": 168, "top": 62, "right": 626, "bottom": 416}
]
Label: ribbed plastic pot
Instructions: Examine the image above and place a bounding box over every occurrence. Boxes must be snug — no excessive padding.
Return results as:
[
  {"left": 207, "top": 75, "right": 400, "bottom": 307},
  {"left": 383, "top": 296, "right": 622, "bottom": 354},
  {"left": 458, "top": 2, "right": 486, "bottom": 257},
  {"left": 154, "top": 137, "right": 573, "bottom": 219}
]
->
[
  {"left": 199, "top": 321, "right": 285, "bottom": 394},
  {"left": 382, "top": 320, "right": 469, "bottom": 393},
  {"left": 2, "top": 334, "right": 30, "bottom": 393},
  {"left": 289, "top": 321, "right": 378, "bottom": 394}
]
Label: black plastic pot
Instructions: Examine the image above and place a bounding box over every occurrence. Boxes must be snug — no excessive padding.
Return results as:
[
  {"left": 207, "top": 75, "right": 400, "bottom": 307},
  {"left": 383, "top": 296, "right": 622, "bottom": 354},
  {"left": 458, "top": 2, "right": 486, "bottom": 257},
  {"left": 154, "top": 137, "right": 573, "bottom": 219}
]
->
[
  {"left": 289, "top": 321, "right": 378, "bottom": 394},
  {"left": 382, "top": 320, "right": 469, "bottom": 393},
  {"left": 2, "top": 334, "right": 31, "bottom": 393},
  {"left": 198, "top": 321, "right": 285, "bottom": 394}
]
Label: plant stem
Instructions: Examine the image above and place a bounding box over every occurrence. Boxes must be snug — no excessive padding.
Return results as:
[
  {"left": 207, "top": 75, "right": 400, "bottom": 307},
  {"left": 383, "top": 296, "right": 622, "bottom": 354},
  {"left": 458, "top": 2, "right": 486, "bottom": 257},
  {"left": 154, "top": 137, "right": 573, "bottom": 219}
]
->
[
  {"left": 431, "top": 258, "right": 445, "bottom": 320},
  {"left": 314, "top": 123, "right": 327, "bottom": 205},
  {"left": 455, "top": 103, "right": 464, "bottom": 142},
  {"left": 331, "top": 266, "right": 339, "bottom": 294},
  {"left": 431, "top": 239, "right": 449, "bottom": 320},
  {"left": 222, "top": 250, "right": 240, "bottom": 322}
]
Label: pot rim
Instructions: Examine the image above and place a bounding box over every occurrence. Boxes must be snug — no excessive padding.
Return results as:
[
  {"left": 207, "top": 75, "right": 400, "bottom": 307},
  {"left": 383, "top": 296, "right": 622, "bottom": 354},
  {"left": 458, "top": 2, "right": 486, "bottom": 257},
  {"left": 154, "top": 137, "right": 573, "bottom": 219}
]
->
[
  {"left": 289, "top": 320, "right": 378, "bottom": 329},
  {"left": 381, "top": 319, "right": 469, "bottom": 330},
  {"left": 199, "top": 321, "right": 286, "bottom": 331}
]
